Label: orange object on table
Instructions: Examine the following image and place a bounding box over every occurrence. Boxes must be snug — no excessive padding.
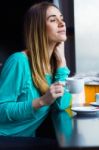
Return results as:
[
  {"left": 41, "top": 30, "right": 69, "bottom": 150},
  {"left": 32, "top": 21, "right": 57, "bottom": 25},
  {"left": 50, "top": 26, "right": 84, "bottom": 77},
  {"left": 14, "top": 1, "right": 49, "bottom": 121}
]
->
[{"left": 84, "top": 85, "right": 99, "bottom": 103}]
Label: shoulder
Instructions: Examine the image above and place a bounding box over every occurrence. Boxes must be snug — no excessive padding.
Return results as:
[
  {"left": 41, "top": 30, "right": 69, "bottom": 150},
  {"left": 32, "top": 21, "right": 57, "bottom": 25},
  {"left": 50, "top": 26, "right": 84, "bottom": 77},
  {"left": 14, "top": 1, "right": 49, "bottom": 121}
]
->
[
  {"left": 3, "top": 52, "right": 29, "bottom": 67},
  {"left": 7, "top": 52, "right": 28, "bottom": 63},
  {"left": 1, "top": 52, "right": 29, "bottom": 74}
]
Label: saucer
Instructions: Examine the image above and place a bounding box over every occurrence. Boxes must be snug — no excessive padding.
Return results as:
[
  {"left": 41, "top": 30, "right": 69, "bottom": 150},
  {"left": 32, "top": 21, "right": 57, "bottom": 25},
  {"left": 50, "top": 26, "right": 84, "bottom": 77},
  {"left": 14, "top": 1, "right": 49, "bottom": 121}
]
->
[
  {"left": 90, "top": 102, "right": 99, "bottom": 107},
  {"left": 71, "top": 106, "right": 99, "bottom": 114}
]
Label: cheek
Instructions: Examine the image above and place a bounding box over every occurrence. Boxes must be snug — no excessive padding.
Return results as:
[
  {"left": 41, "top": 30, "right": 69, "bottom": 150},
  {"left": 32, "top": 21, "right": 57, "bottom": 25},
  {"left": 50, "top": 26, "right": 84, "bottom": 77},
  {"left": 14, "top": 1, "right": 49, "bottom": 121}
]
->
[
  {"left": 46, "top": 24, "right": 56, "bottom": 36},
  {"left": 47, "top": 27, "right": 53, "bottom": 36}
]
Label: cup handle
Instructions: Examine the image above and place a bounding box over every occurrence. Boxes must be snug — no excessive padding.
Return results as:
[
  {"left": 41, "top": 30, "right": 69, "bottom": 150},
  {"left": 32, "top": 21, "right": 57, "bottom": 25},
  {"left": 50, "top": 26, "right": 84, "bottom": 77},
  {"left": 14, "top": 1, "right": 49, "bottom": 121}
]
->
[{"left": 65, "top": 82, "right": 70, "bottom": 92}]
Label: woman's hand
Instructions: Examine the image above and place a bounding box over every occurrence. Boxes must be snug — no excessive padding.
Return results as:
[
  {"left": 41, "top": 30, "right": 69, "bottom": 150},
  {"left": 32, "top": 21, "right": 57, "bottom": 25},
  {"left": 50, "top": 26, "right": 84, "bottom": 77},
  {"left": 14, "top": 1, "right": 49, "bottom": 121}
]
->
[
  {"left": 54, "top": 42, "right": 66, "bottom": 67},
  {"left": 39, "top": 82, "right": 65, "bottom": 106}
]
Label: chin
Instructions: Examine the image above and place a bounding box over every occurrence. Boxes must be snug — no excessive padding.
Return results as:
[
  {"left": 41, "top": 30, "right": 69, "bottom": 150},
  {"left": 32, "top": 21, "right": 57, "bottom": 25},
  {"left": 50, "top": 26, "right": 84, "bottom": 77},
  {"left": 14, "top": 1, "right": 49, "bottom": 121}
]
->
[
  {"left": 59, "top": 35, "right": 67, "bottom": 42},
  {"left": 58, "top": 37, "right": 67, "bottom": 42}
]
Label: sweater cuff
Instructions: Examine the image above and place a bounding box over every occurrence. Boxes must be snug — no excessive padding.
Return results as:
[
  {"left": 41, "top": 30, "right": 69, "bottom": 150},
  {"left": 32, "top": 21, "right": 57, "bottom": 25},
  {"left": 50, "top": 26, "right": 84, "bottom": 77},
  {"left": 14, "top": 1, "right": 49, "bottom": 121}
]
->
[
  {"left": 54, "top": 67, "right": 70, "bottom": 82},
  {"left": 56, "top": 66, "right": 70, "bottom": 74}
]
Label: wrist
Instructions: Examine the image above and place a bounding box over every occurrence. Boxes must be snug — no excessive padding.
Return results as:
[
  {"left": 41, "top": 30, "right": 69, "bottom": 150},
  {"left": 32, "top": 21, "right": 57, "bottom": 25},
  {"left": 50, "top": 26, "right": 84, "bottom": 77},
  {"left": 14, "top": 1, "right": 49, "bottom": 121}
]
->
[
  {"left": 32, "top": 97, "right": 45, "bottom": 109},
  {"left": 39, "top": 96, "right": 45, "bottom": 107},
  {"left": 56, "top": 59, "right": 66, "bottom": 67}
]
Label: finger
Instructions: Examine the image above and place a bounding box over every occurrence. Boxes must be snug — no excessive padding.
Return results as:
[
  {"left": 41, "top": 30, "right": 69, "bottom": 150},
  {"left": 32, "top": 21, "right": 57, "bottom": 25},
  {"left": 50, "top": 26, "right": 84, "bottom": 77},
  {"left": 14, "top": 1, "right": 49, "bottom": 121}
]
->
[
  {"left": 55, "top": 92, "right": 64, "bottom": 98},
  {"left": 54, "top": 86, "right": 64, "bottom": 94},
  {"left": 54, "top": 81, "right": 65, "bottom": 86},
  {"left": 58, "top": 81, "right": 65, "bottom": 86},
  {"left": 51, "top": 87, "right": 64, "bottom": 99}
]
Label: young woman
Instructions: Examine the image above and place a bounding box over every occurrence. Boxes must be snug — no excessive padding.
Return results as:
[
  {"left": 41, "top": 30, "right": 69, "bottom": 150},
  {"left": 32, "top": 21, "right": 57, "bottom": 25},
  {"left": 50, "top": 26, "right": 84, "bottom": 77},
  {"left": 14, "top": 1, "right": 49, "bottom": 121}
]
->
[{"left": 0, "top": 2, "right": 71, "bottom": 137}]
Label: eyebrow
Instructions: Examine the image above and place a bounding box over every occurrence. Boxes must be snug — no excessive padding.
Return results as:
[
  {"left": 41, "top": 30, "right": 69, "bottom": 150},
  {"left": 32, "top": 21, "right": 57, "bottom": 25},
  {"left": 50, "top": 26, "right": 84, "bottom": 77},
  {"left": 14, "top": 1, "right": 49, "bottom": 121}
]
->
[{"left": 47, "top": 14, "right": 63, "bottom": 20}]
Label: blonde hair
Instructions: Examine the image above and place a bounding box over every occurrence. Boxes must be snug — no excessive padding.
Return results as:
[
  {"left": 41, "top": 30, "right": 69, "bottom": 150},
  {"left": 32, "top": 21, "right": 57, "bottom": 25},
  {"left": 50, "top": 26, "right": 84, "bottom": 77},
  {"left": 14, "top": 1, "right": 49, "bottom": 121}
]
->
[{"left": 24, "top": 2, "right": 58, "bottom": 94}]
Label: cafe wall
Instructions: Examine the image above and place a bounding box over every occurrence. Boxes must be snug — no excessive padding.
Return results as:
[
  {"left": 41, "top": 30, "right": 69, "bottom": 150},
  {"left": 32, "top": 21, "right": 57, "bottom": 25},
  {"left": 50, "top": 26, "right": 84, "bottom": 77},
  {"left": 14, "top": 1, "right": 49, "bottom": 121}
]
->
[{"left": 74, "top": 0, "right": 99, "bottom": 73}]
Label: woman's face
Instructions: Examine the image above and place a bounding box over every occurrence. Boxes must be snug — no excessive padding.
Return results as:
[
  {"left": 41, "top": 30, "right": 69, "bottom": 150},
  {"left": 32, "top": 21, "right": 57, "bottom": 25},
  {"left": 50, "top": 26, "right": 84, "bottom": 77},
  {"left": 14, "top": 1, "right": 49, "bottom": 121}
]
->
[{"left": 46, "top": 6, "right": 67, "bottom": 44}]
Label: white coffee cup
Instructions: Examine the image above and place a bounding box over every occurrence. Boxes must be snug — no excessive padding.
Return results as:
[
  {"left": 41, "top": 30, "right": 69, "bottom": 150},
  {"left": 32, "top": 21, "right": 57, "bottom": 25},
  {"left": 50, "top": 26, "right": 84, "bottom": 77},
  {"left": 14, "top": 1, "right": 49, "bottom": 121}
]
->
[
  {"left": 95, "top": 93, "right": 99, "bottom": 103},
  {"left": 66, "top": 78, "right": 84, "bottom": 94}
]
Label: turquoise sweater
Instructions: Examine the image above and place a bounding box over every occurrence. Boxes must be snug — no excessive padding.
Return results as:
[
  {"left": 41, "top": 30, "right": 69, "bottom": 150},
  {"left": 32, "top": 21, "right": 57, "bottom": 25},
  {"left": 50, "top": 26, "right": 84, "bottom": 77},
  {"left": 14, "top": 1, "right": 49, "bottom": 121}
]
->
[{"left": 0, "top": 52, "right": 71, "bottom": 137}]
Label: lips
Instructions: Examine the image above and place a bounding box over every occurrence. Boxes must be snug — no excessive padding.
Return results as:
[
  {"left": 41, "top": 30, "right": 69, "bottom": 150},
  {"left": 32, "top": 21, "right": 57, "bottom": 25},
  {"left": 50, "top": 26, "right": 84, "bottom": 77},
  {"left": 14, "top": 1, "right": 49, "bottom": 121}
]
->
[
  {"left": 57, "top": 31, "right": 66, "bottom": 35},
  {"left": 57, "top": 30, "right": 66, "bottom": 34}
]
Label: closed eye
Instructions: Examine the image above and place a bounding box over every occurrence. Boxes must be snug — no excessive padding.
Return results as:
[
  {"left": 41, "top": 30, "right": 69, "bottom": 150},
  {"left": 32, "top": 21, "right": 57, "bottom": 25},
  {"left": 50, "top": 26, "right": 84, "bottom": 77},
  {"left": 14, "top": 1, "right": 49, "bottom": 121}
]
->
[{"left": 50, "top": 19, "right": 56, "bottom": 22}]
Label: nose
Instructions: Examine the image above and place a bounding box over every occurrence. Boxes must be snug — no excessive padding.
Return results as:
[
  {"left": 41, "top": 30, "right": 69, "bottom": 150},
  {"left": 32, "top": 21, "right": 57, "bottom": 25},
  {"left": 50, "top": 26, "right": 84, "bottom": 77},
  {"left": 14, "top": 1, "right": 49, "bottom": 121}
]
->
[{"left": 58, "top": 19, "right": 65, "bottom": 27}]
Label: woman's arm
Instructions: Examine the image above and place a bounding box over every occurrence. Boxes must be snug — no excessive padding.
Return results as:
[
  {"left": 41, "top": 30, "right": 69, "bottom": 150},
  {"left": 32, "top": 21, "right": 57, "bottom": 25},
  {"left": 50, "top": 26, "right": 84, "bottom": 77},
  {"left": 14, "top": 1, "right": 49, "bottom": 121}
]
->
[
  {"left": 0, "top": 53, "right": 37, "bottom": 122},
  {"left": 0, "top": 52, "right": 65, "bottom": 123},
  {"left": 33, "top": 82, "right": 65, "bottom": 109},
  {"left": 52, "top": 43, "right": 72, "bottom": 110},
  {"left": 52, "top": 67, "right": 72, "bottom": 110},
  {"left": 53, "top": 42, "right": 66, "bottom": 68}
]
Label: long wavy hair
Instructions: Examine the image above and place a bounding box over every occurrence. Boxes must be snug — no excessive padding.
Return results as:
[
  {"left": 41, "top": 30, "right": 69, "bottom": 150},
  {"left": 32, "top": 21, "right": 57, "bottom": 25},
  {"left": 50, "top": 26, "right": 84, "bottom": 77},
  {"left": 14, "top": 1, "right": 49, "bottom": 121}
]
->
[{"left": 24, "top": 2, "right": 59, "bottom": 94}]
